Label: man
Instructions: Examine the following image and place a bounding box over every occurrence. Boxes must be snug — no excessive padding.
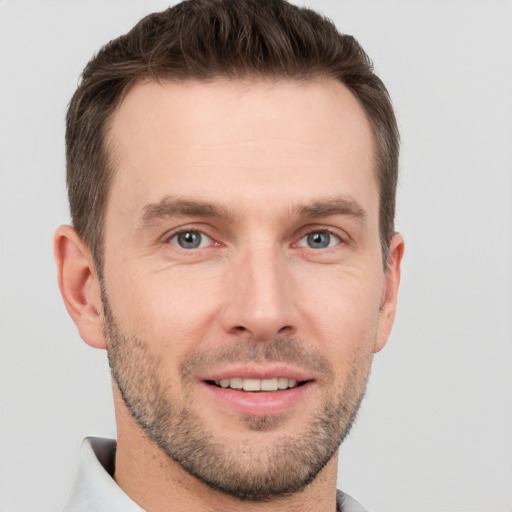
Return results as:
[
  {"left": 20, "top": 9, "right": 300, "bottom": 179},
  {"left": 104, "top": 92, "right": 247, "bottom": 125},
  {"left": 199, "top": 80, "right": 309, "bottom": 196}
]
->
[{"left": 54, "top": 0, "right": 403, "bottom": 510}]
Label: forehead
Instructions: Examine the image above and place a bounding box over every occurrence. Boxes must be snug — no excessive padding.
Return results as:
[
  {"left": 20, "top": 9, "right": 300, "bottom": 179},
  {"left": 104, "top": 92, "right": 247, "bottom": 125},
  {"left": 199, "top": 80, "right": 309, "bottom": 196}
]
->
[{"left": 105, "top": 78, "right": 378, "bottom": 222}]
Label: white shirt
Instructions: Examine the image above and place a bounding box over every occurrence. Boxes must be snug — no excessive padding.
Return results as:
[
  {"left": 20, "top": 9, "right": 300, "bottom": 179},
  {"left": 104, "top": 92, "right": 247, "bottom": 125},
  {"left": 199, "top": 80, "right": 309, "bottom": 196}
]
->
[{"left": 62, "top": 437, "right": 370, "bottom": 512}]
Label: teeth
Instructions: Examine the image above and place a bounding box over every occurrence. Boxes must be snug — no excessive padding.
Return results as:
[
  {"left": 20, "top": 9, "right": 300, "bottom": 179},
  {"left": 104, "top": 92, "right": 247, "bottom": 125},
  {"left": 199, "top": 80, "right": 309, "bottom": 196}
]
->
[
  {"left": 230, "top": 377, "right": 243, "bottom": 389},
  {"left": 278, "top": 377, "right": 289, "bottom": 390},
  {"left": 261, "top": 378, "right": 278, "bottom": 391},
  {"left": 243, "top": 378, "right": 260, "bottom": 391},
  {"left": 213, "top": 377, "right": 300, "bottom": 391}
]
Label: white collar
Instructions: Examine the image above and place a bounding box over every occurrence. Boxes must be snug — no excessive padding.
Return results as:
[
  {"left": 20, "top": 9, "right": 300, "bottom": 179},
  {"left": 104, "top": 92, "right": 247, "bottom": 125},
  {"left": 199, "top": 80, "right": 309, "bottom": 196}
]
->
[
  {"left": 62, "top": 437, "right": 144, "bottom": 511},
  {"left": 62, "top": 437, "right": 368, "bottom": 512}
]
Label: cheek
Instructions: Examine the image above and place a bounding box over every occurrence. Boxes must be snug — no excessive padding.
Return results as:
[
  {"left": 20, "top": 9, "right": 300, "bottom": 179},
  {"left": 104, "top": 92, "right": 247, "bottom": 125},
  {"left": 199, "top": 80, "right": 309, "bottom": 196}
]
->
[
  {"left": 308, "top": 279, "right": 379, "bottom": 392},
  {"left": 105, "top": 263, "right": 223, "bottom": 353},
  {"left": 296, "top": 267, "right": 383, "bottom": 355}
]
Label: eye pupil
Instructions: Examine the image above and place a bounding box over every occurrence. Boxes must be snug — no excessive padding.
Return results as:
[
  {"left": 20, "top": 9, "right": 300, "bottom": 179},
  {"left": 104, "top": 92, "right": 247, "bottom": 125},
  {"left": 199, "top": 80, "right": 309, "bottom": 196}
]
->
[
  {"left": 307, "top": 232, "right": 330, "bottom": 249},
  {"left": 178, "top": 231, "right": 201, "bottom": 249}
]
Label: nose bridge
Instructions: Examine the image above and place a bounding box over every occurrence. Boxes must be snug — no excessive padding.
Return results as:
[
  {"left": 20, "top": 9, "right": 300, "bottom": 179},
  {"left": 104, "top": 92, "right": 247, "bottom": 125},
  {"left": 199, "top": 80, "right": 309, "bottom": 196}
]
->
[
  {"left": 247, "top": 245, "right": 284, "bottom": 309},
  {"left": 222, "top": 241, "right": 295, "bottom": 340}
]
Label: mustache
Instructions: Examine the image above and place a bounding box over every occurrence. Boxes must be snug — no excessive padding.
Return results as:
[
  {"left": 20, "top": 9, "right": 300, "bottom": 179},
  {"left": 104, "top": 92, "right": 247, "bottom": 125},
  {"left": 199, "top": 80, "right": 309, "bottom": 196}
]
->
[{"left": 180, "top": 336, "right": 333, "bottom": 380}]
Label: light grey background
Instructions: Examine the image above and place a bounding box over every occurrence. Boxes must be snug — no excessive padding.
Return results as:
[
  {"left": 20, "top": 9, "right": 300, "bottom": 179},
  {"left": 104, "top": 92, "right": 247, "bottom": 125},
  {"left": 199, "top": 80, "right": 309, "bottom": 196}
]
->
[{"left": 1, "top": 1, "right": 511, "bottom": 511}]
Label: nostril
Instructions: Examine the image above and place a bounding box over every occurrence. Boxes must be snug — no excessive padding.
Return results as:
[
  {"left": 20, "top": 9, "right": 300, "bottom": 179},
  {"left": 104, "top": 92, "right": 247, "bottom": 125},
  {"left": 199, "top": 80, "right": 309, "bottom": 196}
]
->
[
  {"left": 229, "top": 326, "right": 254, "bottom": 338},
  {"left": 227, "top": 324, "right": 295, "bottom": 341}
]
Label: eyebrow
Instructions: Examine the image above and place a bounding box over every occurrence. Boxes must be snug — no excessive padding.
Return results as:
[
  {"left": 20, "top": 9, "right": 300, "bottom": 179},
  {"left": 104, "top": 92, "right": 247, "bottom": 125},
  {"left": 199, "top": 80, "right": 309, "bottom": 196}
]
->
[
  {"left": 297, "top": 197, "right": 367, "bottom": 221},
  {"left": 139, "top": 195, "right": 366, "bottom": 228},
  {"left": 140, "top": 197, "right": 231, "bottom": 227}
]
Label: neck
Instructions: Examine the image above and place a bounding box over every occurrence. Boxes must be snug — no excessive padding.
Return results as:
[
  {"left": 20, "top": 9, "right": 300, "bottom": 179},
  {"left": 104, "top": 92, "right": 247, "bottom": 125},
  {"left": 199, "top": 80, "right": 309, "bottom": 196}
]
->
[{"left": 113, "top": 397, "right": 339, "bottom": 512}]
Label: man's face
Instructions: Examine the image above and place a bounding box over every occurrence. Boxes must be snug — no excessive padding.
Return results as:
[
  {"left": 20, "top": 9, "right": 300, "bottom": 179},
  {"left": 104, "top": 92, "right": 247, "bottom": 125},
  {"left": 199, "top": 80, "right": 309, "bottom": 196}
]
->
[{"left": 100, "top": 79, "right": 400, "bottom": 499}]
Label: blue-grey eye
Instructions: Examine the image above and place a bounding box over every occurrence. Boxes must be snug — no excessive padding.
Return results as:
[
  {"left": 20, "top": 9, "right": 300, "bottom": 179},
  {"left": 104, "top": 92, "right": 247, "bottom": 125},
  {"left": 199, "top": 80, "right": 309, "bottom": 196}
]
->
[
  {"left": 299, "top": 231, "right": 340, "bottom": 249},
  {"left": 170, "top": 230, "right": 212, "bottom": 249}
]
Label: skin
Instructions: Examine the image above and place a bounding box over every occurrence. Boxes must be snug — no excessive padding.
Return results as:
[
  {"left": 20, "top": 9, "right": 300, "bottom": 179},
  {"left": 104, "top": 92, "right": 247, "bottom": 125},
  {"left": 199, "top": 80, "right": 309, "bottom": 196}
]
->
[{"left": 55, "top": 78, "right": 404, "bottom": 512}]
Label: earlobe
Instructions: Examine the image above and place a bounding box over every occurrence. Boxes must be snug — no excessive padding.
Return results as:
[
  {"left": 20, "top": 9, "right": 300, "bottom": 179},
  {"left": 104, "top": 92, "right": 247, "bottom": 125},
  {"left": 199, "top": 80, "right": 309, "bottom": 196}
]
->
[
  {"left": 54, "top": 225, "right": 107, "bottom": 349},
  {"left": 374, "top": 232, "right": 404, "bottom": 353}
]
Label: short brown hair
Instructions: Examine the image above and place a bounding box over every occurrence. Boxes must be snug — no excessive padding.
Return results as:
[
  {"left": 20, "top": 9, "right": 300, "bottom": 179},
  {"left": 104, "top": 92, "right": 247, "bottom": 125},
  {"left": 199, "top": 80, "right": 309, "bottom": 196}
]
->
[{"left": 66, "top": 0, "right": 399, "bottom": 270}]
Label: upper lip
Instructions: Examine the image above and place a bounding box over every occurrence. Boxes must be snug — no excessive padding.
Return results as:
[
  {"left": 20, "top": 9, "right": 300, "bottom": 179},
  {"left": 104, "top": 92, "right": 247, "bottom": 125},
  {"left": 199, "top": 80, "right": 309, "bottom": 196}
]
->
[{"left": 198, "top": 364, "right": 315, "bottom": 383}]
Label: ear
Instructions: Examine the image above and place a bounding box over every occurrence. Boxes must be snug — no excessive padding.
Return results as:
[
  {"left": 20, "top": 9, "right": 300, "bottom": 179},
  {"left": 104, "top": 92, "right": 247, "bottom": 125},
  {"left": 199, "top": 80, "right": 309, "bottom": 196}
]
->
[
  {"left": 374, "top": 232, "right": 404, "bottom": 353},
  {"left": 54, "top": 225, "right": 106, "bottom": 349}
]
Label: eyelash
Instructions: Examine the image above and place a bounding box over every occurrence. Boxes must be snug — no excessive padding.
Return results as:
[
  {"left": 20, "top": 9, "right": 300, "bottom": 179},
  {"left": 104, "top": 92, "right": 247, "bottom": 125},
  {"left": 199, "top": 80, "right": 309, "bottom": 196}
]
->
[
  {"left": 165, "top": 228, "right": 217, "bottom": 250},
  {"left": 164, "top": 226, "right": 346, "bottom": 251},
  {"left": 294, "top": 227, "right": 345, "bottom": 249}
]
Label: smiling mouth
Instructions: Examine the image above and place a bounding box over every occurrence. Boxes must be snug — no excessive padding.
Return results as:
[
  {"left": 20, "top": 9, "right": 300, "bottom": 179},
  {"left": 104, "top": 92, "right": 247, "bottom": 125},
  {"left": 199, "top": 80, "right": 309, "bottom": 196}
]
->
[{"left": 206, "top": 377, "right": 307, "bottom": 392}]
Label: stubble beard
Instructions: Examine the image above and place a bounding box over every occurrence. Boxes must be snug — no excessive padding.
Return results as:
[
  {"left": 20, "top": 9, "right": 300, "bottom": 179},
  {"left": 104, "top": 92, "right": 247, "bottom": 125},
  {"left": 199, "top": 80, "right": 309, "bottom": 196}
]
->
[{"left": 102, "top": 293, "right": 374, "bottom": 501}]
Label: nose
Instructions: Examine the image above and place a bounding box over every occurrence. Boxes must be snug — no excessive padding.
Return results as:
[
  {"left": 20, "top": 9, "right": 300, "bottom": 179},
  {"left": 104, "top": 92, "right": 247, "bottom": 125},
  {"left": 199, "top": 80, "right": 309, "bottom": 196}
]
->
[{"left": 220, "top": 246, "right": 298, "bottom": 341}]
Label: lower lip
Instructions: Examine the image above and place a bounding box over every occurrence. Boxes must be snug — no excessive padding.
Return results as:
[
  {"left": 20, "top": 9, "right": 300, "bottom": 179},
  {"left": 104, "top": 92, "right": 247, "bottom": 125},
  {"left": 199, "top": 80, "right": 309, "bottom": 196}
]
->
[{"left": 201, "top": 381, "right": 314, "bottom": 416}]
